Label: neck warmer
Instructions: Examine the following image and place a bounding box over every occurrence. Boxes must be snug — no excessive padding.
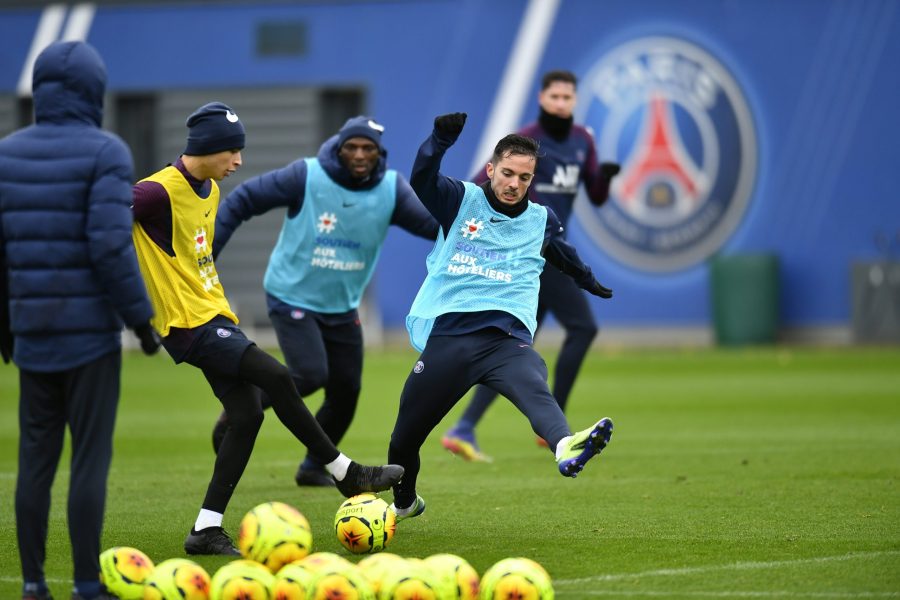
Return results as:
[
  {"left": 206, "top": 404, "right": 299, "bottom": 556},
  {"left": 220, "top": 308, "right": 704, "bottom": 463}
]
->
[
  {"left": 538, "top": 107, "right": 574, "bottom": 141},
  {"left": 480, "top": 181, "right": 529, "bottom": 217}
]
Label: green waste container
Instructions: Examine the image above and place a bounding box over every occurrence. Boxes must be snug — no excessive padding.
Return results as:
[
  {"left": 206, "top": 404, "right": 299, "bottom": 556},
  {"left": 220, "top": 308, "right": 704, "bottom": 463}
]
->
[{"left": 710, "top": 254, "right": 780, "bottom": 345}]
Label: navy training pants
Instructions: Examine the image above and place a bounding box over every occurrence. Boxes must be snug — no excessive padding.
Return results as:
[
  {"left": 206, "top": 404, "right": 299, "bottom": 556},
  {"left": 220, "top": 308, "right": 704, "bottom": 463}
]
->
[
  {"left": 16, "top": 351, "right": 120, "bottom": 584},
  {"left": 269, "top": 307, "right": 363, "bottom": 468},
  {"left": 175, "top": 319, "right": 339, "bottom": 514},
  {"left": 461, "top": 264, "right": 598, "bottom": 425},
  {"left": 388, "top": 329, "right": 571, "bottom": 507}
]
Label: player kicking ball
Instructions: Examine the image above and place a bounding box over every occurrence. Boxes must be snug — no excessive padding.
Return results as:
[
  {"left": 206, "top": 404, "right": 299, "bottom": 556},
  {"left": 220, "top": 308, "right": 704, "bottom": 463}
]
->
[
  {"left": 131, "top": 102, "right": 403, "bottom": 554},
  {"left": 386, "top": 113, "right": 614, "bottom": 520}
]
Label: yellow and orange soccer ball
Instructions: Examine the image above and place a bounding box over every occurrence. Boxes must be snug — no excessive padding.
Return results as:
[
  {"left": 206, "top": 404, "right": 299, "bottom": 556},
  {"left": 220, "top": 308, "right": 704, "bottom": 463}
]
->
[
  {"left": 479, "top": 557, "right": 553, "bottom": 600},
  {"left": 238, "top": 501, "right": 314, "bottom": 572},
  {"left": 98, "top": 546, "right": 155, "bottom": 600},
  {"left": 209, "top": 559, "right": 274, "bottom": 600},
  {"left": 334, "top": 494, "right": 396, "bottom": 555},
  {"left": 143, "top": 558, "right": 211, "bottom": 600}
]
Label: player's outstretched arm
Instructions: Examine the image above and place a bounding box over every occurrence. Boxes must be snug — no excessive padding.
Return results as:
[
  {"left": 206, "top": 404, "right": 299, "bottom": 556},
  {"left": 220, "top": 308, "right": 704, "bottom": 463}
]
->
[
  {"left": 583, "top": 127, "right": 621, "bottom": 206},
  {"left": 409, "top": 113, "right": 468, "bottom": 232},
  {"left": 542, "top": 209, "right": 613, "bottom": 299},
  {"left": 214, "top": 161, "right": 307, "bottom": 258},
  {"left": 391, "top": 174, "right": 440, "bottom": 240}
]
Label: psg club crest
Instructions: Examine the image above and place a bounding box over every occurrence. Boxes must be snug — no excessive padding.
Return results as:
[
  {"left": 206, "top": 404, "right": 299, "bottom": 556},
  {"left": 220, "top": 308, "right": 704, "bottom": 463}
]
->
[{"left": 575, "top": 36, "right": 757, "bottom": 272}]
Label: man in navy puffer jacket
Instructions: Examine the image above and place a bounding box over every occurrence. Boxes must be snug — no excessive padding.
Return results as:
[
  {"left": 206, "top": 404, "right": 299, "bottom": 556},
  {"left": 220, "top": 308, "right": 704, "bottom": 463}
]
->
[{"left": 0, "top": 41, "right": 158, "bottom": 600}]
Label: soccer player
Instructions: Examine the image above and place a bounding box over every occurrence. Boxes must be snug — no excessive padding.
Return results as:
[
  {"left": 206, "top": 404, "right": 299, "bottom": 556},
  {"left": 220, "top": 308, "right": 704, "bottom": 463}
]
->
[
  {"left": 209, "top": 116, "right": 438, "bottom": 488},
  {"left": 131, "top": 102, "right": 403, "bottom": 555},
  {"left": 387, "top": 112, "right": 614, "bottom": 520},
  {"left": 0, "top": 41, "right": 159, "bottom": 600},
  {"left": 443, "top": 69, "right": 621, "bottom": 461}
]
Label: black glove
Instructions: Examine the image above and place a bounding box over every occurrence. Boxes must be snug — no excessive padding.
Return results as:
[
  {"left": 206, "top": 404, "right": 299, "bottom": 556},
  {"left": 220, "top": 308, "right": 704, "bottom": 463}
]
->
[
  {"left": 588, "top": 279, "right": 613, "bottom": 299},
  {"left": 0, "top": 330, "right": 12, "bottom": 364},
  {"left": 133, "top": 322, "right": 161, "bottom": 355},
  {"left": 600, "top": 162, "right": 621, "bottom": 180},
  {"left": 433, "top": 112, "right": 467, "bottom": 140}
]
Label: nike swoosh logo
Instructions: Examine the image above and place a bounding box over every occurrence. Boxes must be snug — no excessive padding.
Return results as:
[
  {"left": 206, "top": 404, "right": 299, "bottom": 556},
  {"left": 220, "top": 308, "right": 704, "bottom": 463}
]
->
[
  {"left": 489, "top": 217, "right": 504, "bottom": 223},
  {"left": 204, "top": 209, "right": 212, "bottom": 217}
]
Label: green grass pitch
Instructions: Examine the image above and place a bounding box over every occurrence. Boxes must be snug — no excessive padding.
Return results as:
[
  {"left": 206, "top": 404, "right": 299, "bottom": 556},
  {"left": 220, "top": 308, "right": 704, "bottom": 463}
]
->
[{"left": 1, "top": 345, "right": 898, "bottom": 598}]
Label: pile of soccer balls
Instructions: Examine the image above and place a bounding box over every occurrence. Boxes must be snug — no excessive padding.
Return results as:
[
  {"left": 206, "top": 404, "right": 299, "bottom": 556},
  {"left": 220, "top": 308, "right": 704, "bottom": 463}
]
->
[{"left": 98, "top": 498, "right": 554, "bottom": 599}]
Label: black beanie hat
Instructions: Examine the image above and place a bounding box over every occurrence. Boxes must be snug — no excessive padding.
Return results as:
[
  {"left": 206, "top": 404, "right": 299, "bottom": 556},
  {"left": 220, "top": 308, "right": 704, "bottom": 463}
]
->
[
  {"left": 336, "top": 116, "right": 385, "bottom": 150},
  {"left": 184, "top": 102, "right": 246, "bottom": 156}
]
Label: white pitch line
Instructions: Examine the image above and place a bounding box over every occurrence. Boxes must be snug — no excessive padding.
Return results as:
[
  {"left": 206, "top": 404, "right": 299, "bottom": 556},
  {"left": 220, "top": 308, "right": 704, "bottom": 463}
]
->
[
  {"left": 555, "top": 550, "right": 900, "bottom": 587},
  {"left": 0, "top": 576, "right": 69, "bottom": 584}
]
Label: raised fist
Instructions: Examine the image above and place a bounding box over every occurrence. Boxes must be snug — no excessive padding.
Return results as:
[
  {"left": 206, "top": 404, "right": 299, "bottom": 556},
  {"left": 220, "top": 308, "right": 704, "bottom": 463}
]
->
[{"left": 433, "top": 112, "right": 467, "bottom": 140}]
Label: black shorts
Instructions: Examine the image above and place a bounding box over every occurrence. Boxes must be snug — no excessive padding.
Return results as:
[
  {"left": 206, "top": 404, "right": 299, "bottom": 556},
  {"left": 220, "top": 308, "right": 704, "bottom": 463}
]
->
[{"left": 163, "top": 316, "right": 255, "bottom": 398}]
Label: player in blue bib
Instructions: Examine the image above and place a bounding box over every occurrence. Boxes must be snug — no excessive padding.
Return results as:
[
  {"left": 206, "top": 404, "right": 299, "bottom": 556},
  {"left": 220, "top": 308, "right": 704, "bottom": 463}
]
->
[
  {"left": 209, "top": 116, "right": 437, "bottom": 487},
  {"left": 445, "top": 69, "right": 621, "bottom": 461},
  {"left": 388, "top": 113, "right": 615, "bottom": 520}
]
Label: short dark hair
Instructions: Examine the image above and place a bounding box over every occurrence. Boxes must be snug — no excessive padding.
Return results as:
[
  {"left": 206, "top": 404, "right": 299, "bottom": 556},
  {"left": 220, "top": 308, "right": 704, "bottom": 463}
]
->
[
  {"left": 491, "top": 134, "right": 540, "bottom": 164},
  {"left": 541, "top": 69, "right": 577, "bottom": 90}
]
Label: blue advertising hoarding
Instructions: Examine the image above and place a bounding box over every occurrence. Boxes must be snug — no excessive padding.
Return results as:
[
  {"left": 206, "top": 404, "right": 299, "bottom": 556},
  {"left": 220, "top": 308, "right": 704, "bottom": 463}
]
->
[{"left": 1, "top": 0, "right": 896, "bottom": 332}]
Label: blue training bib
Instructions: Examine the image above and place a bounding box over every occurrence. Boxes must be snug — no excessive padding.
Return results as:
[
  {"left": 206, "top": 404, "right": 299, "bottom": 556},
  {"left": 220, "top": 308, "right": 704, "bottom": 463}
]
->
[
  {"left": 406, "top": 182, "right": 547, "bottom": 351},
  {"left": 264, "top": 158, "right": 397, "bottom": 312}
]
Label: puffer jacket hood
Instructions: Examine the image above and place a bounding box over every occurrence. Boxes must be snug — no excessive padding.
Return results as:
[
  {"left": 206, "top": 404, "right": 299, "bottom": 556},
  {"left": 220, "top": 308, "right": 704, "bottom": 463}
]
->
[
  {"left": 0, "top": 40, "right": 153, "bottom": 372},
  {"left": 32, "top": 40, "right": 106, "bottom": 127}
]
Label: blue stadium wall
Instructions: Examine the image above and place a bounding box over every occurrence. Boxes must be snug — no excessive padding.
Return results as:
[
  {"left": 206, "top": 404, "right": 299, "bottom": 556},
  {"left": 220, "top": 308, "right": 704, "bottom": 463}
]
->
[{"left": 1, "top": 0, "right": 897, "bottom": 333}]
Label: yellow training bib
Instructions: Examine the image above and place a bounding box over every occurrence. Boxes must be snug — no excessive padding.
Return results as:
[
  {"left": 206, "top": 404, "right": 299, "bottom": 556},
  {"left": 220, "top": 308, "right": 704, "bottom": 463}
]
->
[{"left": 132, "top": 166, "right": 237, "bottom": 336}]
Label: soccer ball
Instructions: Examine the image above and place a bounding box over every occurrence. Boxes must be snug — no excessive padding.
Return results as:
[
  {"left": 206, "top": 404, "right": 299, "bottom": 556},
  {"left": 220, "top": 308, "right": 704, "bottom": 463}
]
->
[
  {"left": 299, "top": 551, "right": 354, "bottom": 573},
  {"left": 209, "top": 559, "right": 274, "bottom": 600},
  {"left": 424, "top": 553, "right": 480, "bottom": 600},
  {"left": 334, "top": 494, "right": 396, "bottom": 554},
  {"left": 304, "top": 561, "right": 374, "bottom": 600},
  {"left": 271, "top": 562, "right": 317, "bottom": 600},
  {"left": 271, "top": 552, "right": 358, "bottom": 598},
  {"left": 356, "top": 553, "right": 405, "bottom": 595},
  {"left": 377, "top": 559, "right": 442, "bottom": 600},
  {"left": 142, "top": 558, "right": 210, "bottom": 600},
  {"left": 516, "top": 558, "right": 551, "bottom": 580},
  {"left": 238, "top": 501, "right": 313, "bottom": 572},
  {"left": 98, "top": 546, "right": 154, "bottom": 600},
  {"left": 479, "top": 558, "right": 553, "bottom": 600}
]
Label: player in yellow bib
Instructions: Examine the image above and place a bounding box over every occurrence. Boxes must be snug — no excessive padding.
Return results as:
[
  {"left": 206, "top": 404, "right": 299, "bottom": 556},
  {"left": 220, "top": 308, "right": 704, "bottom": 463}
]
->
[
  {"left": 133, "top": 162, "right": 237, "bottom": 333},
  {"left": 131, "top": 102, "right": 403, "bottom": 556}
]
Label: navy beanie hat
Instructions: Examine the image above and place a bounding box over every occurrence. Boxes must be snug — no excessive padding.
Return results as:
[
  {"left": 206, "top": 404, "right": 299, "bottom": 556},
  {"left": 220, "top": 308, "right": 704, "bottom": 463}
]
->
[
  {"left": 184, "top": 102, "right": 245, "bottom": 156},
  {"left": 336, "top": 116, "right": 385, "bottom": 150}
]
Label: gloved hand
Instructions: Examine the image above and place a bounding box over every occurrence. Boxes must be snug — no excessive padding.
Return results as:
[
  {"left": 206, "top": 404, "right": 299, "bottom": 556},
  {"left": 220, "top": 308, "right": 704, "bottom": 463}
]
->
[
  {"left": 433, "top": 112, "right": 467, "bottom": 141},
  {"left": 600, "top": 162, "right": 621, "bottom": 180},
  {"left": 0, "top": 330, "right": 12, "bottom": 364},
  {"left": 588, "top": 279, "right": 613, "bottom": 299},
  {"left": 133, "top": 322, "right": 161, "bottom": 355}
]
